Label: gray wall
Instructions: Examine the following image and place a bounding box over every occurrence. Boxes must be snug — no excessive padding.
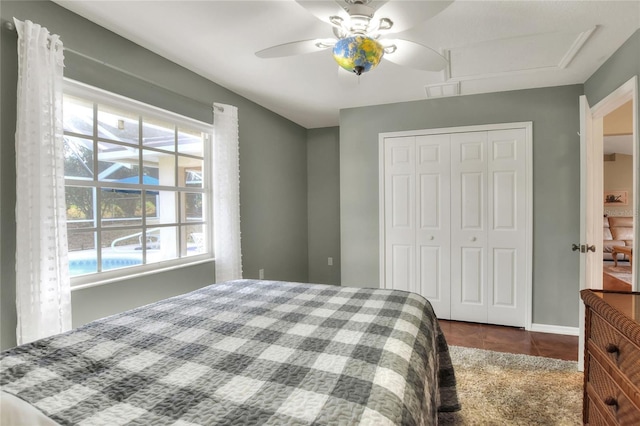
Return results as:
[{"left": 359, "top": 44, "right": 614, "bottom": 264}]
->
[
  {"left": 584, "top": 30, "right": 639, "bottom": 108},
  {"left": 1, "top": 0, "right": 308, "bottom": 349},
  {"left": 307, "top": 127, "right": 341, "bottom": 285},
  {"left": 340, "top": 85, "right": 584, "bottom": 328},
  {"left": 585, "top": 29, "right": 640, "bottom": 279}
]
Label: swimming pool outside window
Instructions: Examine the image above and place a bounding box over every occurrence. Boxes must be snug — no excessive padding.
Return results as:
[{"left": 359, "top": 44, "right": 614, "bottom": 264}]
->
[{"left": 63, "top": 80, "right": 214, "bottom": 286}]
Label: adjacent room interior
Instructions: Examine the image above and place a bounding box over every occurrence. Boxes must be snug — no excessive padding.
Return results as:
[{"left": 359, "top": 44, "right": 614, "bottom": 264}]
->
[{"left": 602, "top": 100, "right": 635, "bottom": 291}]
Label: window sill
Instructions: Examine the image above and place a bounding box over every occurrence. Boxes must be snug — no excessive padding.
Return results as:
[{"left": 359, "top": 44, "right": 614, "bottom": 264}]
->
[{"left": 70, "top": 257, "right": 215, "bottom": 291}]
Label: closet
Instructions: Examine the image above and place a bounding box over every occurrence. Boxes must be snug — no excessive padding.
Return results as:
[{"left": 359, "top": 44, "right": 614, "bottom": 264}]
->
[{"left": 379, "top": 123, "right": 531, "bottom": 327}]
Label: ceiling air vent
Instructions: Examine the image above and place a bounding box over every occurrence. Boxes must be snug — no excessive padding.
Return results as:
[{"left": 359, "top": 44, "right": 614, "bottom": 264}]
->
[{"left": 424, "top": 82, "right": 460, "bottom": 98}]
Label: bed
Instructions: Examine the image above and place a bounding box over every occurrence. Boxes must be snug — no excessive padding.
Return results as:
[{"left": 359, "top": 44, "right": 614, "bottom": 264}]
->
[{"left": 1, "top": 279, "right": 459, "bottom": 425}]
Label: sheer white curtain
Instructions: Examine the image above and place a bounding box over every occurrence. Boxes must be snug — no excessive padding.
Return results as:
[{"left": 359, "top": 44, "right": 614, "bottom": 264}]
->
[
  {"left": 14, "top": 18, "right": 71, "bottom": 345},
  {"left": 213, "top": 103, "right": 243, "bottom": 282}
]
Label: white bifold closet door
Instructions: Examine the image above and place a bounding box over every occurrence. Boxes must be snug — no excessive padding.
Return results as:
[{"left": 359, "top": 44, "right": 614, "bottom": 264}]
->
[
  {"left": 450, "top": 129, "right": 526, "bottom": 326},
  {"left": 383, "top": 127, "right": 527, "bottom": 327},
  {"left": 384, "top": 134, "right": 451, "bottom": 318}
]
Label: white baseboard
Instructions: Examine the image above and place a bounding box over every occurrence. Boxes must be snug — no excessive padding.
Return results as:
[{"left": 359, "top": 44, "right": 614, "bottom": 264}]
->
[{"left": 529, "top": 323, "right": 579, "bottom": 336}]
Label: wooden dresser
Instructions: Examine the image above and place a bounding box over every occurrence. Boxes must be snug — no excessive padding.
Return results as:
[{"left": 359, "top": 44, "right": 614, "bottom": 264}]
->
[{"left": 581, "top": 290, "right": 640, "bottom": 425}]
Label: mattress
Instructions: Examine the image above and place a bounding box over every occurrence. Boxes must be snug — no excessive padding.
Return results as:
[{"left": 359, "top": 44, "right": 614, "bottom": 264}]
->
[{"left": 1, "top": 279, "right": 459, "bottom": 425}]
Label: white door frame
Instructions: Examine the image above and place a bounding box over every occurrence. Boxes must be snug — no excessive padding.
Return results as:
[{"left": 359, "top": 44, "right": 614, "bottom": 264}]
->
[
  {"left": 577, "top": 76, "right": 638, "bottom": 372},
  {"left": 591, "top": 77, "right": 638, "bottom": 291},
  {"left": 585, "top": 76, "right": 638, "bottom": 289},
  {"left": 379, "top": 122, "right": 533, "bottom": 330}
]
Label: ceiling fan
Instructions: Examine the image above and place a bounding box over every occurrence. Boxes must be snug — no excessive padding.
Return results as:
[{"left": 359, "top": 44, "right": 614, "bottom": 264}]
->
[{"left": 256, "top": 0, "right": 453, "bottom": 76}]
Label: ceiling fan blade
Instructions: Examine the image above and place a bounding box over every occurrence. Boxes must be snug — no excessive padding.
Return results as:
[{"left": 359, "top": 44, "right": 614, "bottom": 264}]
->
[
  {"left": 256, "top": 39, "right": 334, "bottom": 58},
  {"left": 382, "top": 39, "right": 448, "bottom": 71},
  {"left": 368, "top": 1, "right": 391, "bottom": 11},
  {"left": 294, "top": 0, "right": 348, "bottom": 25},
  {"left": 375, "top": 0, "right": 453, "bottom": 33}
]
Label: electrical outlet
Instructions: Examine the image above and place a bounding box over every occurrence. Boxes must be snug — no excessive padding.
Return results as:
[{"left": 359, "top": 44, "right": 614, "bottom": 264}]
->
[
  {"left": 259, "top": 269, "right": 264, "bottom": 279},
  {"left": 328, "top": 257, "right": 333, "bottom": 266}
]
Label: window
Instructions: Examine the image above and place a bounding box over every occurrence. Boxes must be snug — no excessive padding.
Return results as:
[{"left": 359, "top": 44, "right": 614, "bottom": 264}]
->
[{"left": 63, "top": 80, "right": 213, "bottom": 286}]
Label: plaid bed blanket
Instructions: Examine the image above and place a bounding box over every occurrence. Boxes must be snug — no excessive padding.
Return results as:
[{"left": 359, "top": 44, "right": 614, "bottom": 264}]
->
[{"left": 1, "top": 280, "right": 459, "bottom": 425}]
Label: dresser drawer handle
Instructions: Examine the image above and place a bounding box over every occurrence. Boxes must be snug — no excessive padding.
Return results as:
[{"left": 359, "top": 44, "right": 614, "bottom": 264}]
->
[
  {"left": 605, "top": 343, "right": 620, "bottom": 354},
  {"left": 604, "top": 396, "right": 618, "bottom": 408}
]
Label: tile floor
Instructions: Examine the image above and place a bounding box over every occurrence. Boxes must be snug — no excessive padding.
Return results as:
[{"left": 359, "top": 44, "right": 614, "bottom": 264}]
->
[
  {"left": 439, "top": 319, "right": 579, "bottom": 361},
  {"left": 603, "top": 260, "right": 632, "bottom": 291}
]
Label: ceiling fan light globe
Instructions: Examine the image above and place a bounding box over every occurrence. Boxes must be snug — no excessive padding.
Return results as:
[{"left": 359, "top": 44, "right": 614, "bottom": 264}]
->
[{"left": 332, "top": 35, "right": 384, "bottom": 75}]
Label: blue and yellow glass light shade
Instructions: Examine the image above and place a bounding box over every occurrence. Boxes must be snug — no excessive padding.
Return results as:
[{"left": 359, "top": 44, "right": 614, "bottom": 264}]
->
[{"left": 332, "top": 35, "right": 384, "bottom": 75}]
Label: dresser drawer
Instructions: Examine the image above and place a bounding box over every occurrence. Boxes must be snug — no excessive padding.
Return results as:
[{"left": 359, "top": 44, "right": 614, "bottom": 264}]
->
[
  {"left": 587, "top": 396, "right": 611, "bottom": 426},
  {"left": 587, "top": 356, "right": 640, "bottom": 424},
  {"left": 590, "top": 312, "right": 640, "bottom": 385}
]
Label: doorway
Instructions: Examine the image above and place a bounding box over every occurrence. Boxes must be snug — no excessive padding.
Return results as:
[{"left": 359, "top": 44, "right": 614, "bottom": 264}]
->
[
  {"left": 602, "top": 100, "right": 635, "bottom": 291},
  {"left": 578, "top": 76, "right": 638, "bottom": 371}
]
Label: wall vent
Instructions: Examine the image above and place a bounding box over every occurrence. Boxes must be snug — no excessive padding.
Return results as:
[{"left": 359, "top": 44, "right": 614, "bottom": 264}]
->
[{"left": 424, "top": 82, "right": 460, "bottom": 98}]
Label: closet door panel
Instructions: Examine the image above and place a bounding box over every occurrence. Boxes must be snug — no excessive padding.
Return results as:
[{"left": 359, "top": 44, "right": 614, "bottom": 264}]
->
[
  {"left": 419, "top": 173, "right": 440, "bottom": 228},
  {"left": 493, "top": 171, "right": 517, "bottom": 229},
  {"left": 391, "top": 175, "right": 412, "bottom": 228},
  {"left": 391, "top": 244, "right": 414, "bottom": 293},
  {"left": 384, "top": 137, "right": 416, "bottom": 293},
  {"left": 460, "top": 247, "right": 484, "bottom": 303},
  {"left": 487, "top": 129, "right": 527, "bottom": 327},
  {"left": 461, "top": 172, "right": 484, "bottom": 229},
  {"left": 416, "top": 135, "right": 450, "bottom": 318},
  {"left": 492, "top": 248, "right": 516, "bottom": 306},
  {"left": 419, "top": 246, "right": 441, "bottom": 299},
  {"left": 451, "top": 132, "right": 488, "bottom": 323}
]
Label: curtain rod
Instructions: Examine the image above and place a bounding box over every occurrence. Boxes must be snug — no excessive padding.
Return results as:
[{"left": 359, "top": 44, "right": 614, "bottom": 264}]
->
[{"left": 3, "top": 19, "right": 224, "bottom": 113}]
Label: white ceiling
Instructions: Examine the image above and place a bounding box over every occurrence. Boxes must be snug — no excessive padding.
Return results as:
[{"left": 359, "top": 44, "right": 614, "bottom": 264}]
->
[
  {"left": 52, "top": 0, "right": 640, "bottom": 129},
  {"left": 604, "top": 135, "right": 634, "bottom": 155}
]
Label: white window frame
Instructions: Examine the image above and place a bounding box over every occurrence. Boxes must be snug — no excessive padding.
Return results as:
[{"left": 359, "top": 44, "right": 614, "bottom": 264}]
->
[{"left": 64, "top": 79, "right": 214, "bottom": 290}]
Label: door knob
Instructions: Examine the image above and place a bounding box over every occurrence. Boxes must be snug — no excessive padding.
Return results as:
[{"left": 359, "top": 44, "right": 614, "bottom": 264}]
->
[
  {"left": 572, "top": 244, "right": 596, "bottom": 253},
  {"left": 470, "top": 237, "right": 477, "bottom": 242},
  {"left": 429, "top": 236, "right": 434, "bottom": 240}
]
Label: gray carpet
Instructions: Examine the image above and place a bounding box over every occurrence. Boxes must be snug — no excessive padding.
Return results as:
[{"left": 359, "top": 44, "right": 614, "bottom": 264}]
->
[{"left": 439, "top": 346, "right": 582, "bottom": 425}]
